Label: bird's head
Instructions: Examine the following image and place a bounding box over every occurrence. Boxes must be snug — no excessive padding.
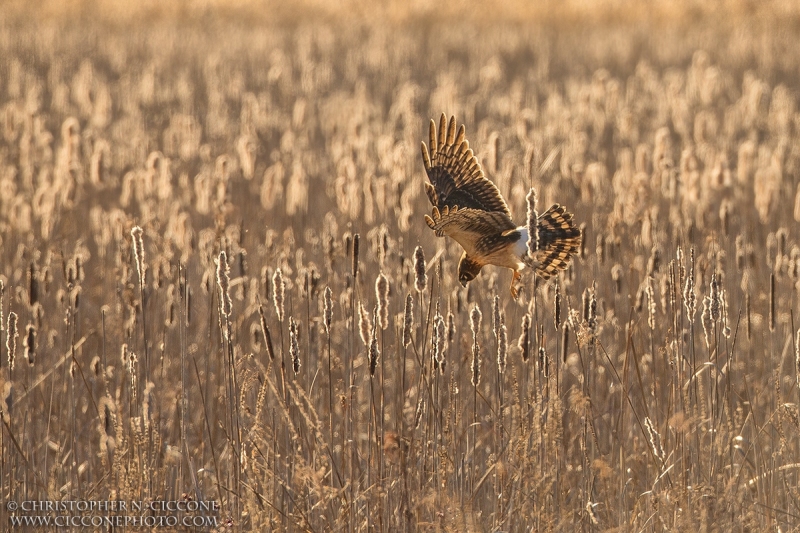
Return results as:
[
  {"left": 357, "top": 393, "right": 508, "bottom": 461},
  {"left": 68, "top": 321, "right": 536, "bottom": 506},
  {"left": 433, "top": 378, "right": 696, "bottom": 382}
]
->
[{"left": 457, "top": 254, "right": 483, "bottom": 288}]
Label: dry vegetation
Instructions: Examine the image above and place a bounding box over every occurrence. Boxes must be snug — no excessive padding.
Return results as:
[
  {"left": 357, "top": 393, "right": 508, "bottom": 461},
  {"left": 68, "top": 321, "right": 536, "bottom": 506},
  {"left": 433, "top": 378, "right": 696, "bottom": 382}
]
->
[{"left": 2, "top": 4, "right": 800, "bottom": 531}]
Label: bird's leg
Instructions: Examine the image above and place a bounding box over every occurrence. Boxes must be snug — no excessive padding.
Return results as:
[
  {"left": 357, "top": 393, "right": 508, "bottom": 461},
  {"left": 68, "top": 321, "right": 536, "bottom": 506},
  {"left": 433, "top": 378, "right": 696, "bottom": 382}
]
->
[{"left": 509, "top": 270, "right": 521, "bottom": 300}]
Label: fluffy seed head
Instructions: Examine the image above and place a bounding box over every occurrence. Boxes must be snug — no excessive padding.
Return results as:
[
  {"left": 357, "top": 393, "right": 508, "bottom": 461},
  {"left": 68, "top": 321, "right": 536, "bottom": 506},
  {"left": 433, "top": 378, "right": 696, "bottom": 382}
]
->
[
  {"left": 24, "top": 324, "right": 35, "bottom": 366},
  {"left": 289, "top": 318, "right": 301, "bottom": 374},
  {"left": 519, "top": 313, "right": 531, "bottom": 362},
  {"left": 376, "top": 273, "right": 389, "bottom": 330},
  {"left": 352, "top": 233, "right": 360, "bottom": 279},
  {"left": 358, "top": 302, "right": 372, "bottom": 347},
  {"left": 402, "top": 293, "right": 413, "bottom": 348},
  {"left": 413, "top": 246, "right": 427, "bottom": 293},
  {"left": 216, "top": 251, "right": 232, "bottom": 318},
  {"left": 7, "top": 312, "right": 18, "bottom": 370},
  {"left": 272, "top": 268, "right": 285, "bottom": 322},
  {"left": 131, "top": 226, "right": 145, "bottom": 287},
  {"left": 497, "top": 323, "right": 507, "bottom": 374},
  {"left": 526, "top": 187, "right": 539, "bottom": 258},
  {"left": 323, "top": 286, "right": 333, "bottom": 335}
]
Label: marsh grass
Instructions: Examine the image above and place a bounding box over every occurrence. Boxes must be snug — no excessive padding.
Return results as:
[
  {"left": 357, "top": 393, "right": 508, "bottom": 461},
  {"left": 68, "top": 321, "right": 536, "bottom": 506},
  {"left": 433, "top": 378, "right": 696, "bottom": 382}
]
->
[{"left": 1, "top": 6, "right": 800, "bottom": 531}]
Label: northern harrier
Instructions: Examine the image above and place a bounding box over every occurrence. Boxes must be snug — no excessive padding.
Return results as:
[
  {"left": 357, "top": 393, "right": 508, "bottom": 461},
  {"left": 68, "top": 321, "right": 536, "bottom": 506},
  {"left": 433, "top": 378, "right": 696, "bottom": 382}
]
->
[{"left": 421, "top": 114, "right": 581, "bottom": 298}]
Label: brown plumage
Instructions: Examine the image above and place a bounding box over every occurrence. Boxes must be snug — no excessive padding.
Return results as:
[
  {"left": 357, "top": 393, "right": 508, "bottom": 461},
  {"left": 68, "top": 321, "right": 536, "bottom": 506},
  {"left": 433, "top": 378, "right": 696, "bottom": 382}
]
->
[{"left": 421, "top": 114, "right": 581, "bottom": 298}]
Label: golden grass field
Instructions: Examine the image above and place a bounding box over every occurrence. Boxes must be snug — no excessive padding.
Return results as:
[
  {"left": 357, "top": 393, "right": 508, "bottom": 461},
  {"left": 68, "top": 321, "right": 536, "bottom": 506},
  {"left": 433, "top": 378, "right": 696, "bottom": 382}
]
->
[{"left": 2, "top": 1, "right": 800, "bottom": 531}]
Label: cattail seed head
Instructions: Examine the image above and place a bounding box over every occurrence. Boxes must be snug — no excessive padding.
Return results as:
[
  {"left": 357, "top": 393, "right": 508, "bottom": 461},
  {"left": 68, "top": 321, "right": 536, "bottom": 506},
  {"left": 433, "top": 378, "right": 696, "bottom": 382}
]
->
[
  {"left": 470, "top": 304, "right": 482, "bottom": 386},
  {"left": 492, "top": 295, "right": 502, "bottom": 338},
  {"left": 497, "top": 323, "right": 507, "bottom": 373},
  {"left": 471, "top": 340, "right": 481, "bottom": 387},
  {"left": 131, "top": 226, "right": 145, "bottom": 287},
  {"left": 24, "top": 324, "right": 35, "bottom": 366},
  {"left": 470, "top": 304, "right": 482, "bottom": 336},
  {"left": 352, "top": 233, "right": 360, "bottom": 279},
  {"left": 701, "top": 296, "right": 713, "bottom": 347},
  {"left": 216, "top": 251, "right": 232, "bottom": 318},
  {"left": 432, "top": 311, "right": 445, "bottom": 373},
  {"left": 402, "top": 293, "right": 413, "bottom": 348},
  {"left": 376, "top": 273, "right": 389, "bottom": 330},
  {"left": 709, "top": 272, "right": 720, "bottom": 321},
  {"left": 561, "top": 321, "right": 569, "bottom": 363},
  {"left": 7, "top": 312, "right": 18, "bottom": 370},
  {"left": 369, "top": 310, "right": 380, "bottom": 377},
  {"left": 683, "top": 249, "right": 696, "bottom": 324},
  {"left": 358, "top": 302, "right": 371, "bottom": 346},
  {"left": 646, "top": 277, "right": 656, "bottom": 330},
  {"left": 519, "top": 313, "right": 531, "bottom": 362},
  {"left": 323, "top": 286, "right": 333, "bottom": 335},
  {"left": 768, "top": 272, "right": 775, "bottom": 332},
  {"left": 526, "top": 187, "right": 539, "bottom": 258},
  {"left": 272, "top": 268, "right": 285, "bottom": 322},
  {"left": 413, "top": 246, "right": 427, "bottom": 293},
  {"left": 795, "top": 328, "right": 800, "bottom": 387},
  {"left": 289, "top": 317, "right": 300, "bottom": 374}
]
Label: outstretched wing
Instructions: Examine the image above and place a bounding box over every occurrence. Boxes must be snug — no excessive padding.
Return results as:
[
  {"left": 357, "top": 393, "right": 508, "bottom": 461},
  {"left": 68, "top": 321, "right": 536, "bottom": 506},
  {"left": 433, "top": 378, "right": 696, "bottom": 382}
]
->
[
  {"left": 421, "top": 114, "right": 513, "bottom": 220},
  {"left": 530, "top": 204, "right": 582, "bottom": 279},
  {"left": 425, "top": 205, "right": 518, "bottom": 261}
]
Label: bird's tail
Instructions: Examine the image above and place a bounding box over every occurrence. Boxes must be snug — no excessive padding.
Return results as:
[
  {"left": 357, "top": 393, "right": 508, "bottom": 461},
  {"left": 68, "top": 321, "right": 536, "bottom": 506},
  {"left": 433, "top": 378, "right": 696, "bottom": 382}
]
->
[{"left": 527, "top": 204, "right": 582, "bottom": 280}]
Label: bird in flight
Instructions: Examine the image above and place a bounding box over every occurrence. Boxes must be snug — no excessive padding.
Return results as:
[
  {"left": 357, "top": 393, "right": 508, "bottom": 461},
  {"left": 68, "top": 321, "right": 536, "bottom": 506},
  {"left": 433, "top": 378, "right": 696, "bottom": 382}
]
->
[{"left": 421, "top": 114, "right": 581, "bottom": 298}]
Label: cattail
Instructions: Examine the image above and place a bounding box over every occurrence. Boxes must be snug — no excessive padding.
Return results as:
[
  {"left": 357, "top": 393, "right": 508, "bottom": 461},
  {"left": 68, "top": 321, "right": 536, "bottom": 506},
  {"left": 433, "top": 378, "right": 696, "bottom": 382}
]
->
[
  {"left": 582, "top": 287, "right": 591, "bottom": 323},
  {"left": 519, "top": 313, "right": 531, "bottom": 362},
  {"left": 376, "top": 273, "right": 389, "bottom": 330},
  {"left": 131, "top": 226, "right": 145, "bottom": 287},
  {"left": 646, "top": 277, "right": 656, "bottom": 330},
  {"left": 497, "top": 323, "right": 507, "bottom": 373},
  {"left": 358, "top": 302, "right": 371, "bottom": 346},
  {"left": 470, "top": 304, "right": 482, "bottom": 336},
  {"left": 289, "top": 317, "right": 300, "bottom": 374},
  {"left": 23, "top": 324, "right": 35, "bottom": 366},
  {"left": 644, "top": 417, "right": 665, "bottom": 464},
  {"left": 539, "top": 344, "right": 548, "bottom": 378},
  {"left": 323, "top": 286, "right": 333, "bottom": 335},
  {"left": 1, "top": 279, "right": 5, "bottom": 337},
  {"left": 701, "top": 296, "right": 713, "bottom": 347},
  {"left": 683, "top": 249, "right": 696, "bottom": 324},
  {"left": 272, "top": 268, "right": 285, "bottom": 322},
  {"left": 746, "top": 293, "right": 751, "bottom": 340},
  {"left": 432, "top": 311, "right": 445, "bottom": 373},
  {"left": 7, "top": 312, "right": 18, "bottom": 370},
  {"left": 769, "top": 273, "right": 775, "bottom": 332},
  {"left": 352, "top": 233, "right": 360, "bottom": 279},
  {"left": 554, "top": 278, "right": 562, "bottom": 329},
  {"left": 413, "top": 246, "right": 427, "bottom": 293},
  {"left": 579, "top": 223, "right": 587, "bottom": 260},
  {"left": 526, "top": 187, "right": 539, "bottom": 259},
  {"left": 561, "top": 321, "right": 569, "bottom": 363},
  {"left": 709, "top": 272, "right": 720, "bottom": 321},
  {"left": 795, "top": 328, "right": 800, "bottom": 387},
  {"left": 492, "top": 295, "right": 501, "bottom": 338},
  {"left": 216, "top": 251, "right": 231, "bottom": 318},
  {"left": 368, "top": 307, "right": 380, "bottom": 376},
  {"left": 470, "top": 304, "right": 482, "bottom": 386},
  {"left": 402, "top": 293, "right": 413, "bottom": 348},
  {"left": 28, "top": 262, "right": 38, "bottom": 307}
]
